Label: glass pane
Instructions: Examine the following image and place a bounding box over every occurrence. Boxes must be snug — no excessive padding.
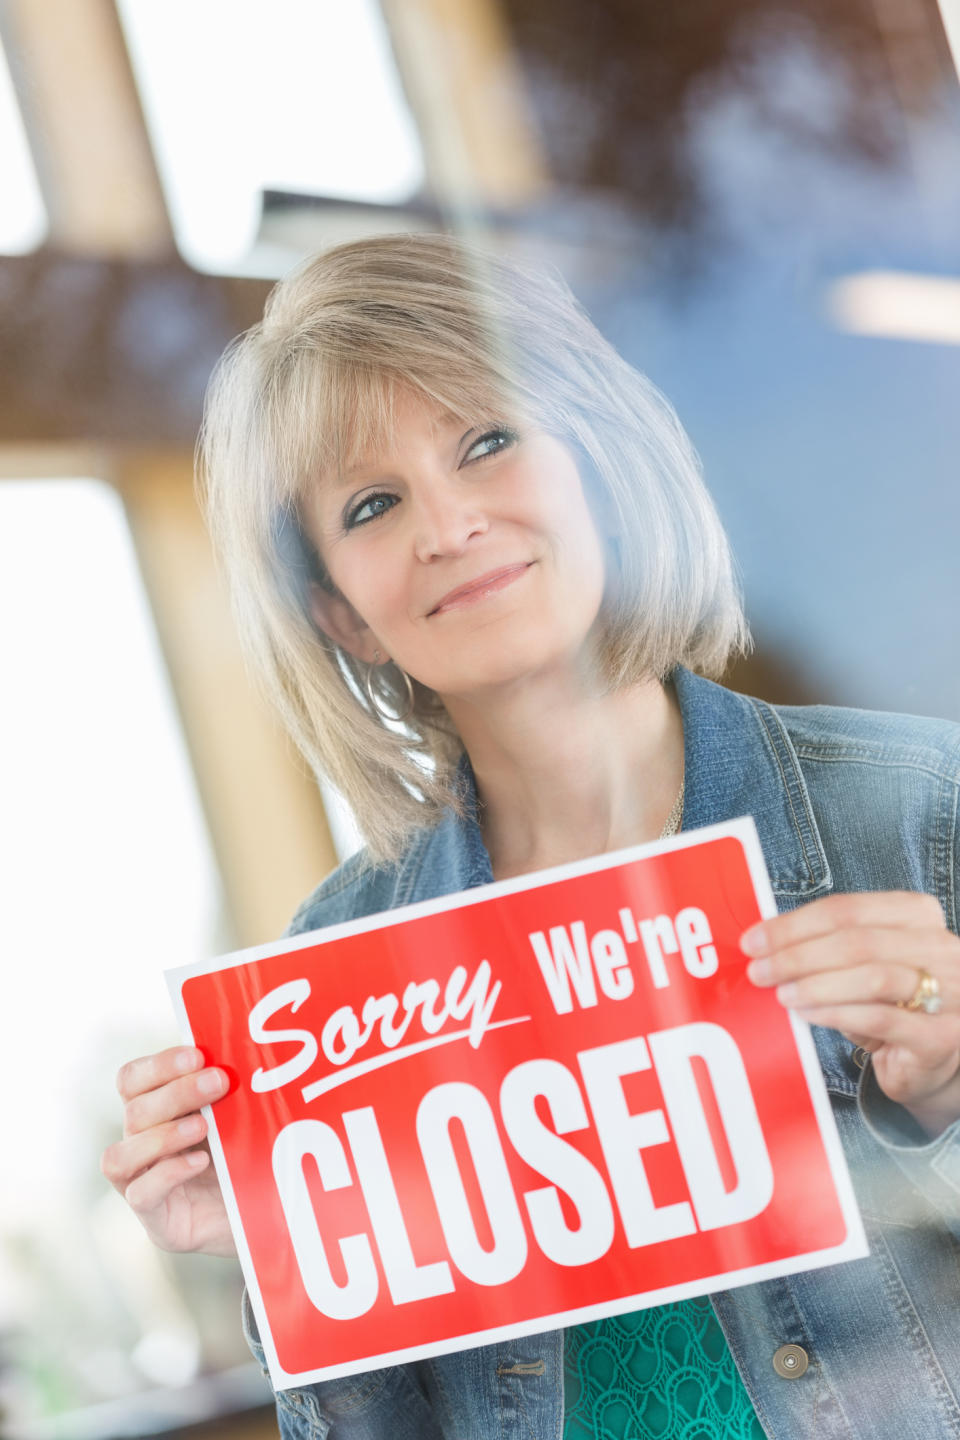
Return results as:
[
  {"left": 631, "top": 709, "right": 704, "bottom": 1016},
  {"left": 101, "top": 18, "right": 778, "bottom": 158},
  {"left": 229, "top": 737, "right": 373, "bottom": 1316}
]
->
[{"left": 116, "top": 0, "right": 425, "bottom": 276}]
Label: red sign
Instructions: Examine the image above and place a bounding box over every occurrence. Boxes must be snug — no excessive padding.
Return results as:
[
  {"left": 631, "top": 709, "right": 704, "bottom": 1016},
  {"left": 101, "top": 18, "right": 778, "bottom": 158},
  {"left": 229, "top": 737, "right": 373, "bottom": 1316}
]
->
[{"left": 168, "top": 818, "right": 865, "bottom": 1391}]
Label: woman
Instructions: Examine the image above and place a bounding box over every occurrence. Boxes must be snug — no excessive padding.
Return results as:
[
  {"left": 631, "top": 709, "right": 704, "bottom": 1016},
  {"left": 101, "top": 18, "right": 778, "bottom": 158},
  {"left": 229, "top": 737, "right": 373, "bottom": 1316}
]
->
[{"left": 103, "top": 234, "right": 960, "bottom": 1439}]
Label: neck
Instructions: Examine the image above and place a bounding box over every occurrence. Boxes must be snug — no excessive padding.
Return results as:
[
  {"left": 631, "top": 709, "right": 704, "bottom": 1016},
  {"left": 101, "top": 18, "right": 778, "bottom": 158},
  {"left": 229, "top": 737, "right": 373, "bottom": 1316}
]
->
[{"left": 444, "top": 671, "right": 684, "bottom": 880}]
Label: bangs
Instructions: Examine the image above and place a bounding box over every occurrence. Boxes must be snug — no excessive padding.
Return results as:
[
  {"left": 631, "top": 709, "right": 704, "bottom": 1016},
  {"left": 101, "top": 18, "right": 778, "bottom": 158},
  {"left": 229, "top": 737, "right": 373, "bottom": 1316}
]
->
[{"left": 271, "top": 350, "right": 529, "bottom": 507}]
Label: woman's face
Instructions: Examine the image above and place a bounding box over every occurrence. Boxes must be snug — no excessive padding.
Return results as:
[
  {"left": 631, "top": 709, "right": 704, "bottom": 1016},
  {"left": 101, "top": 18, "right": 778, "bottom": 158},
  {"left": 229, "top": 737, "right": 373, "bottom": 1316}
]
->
[{"left": 301, "top": 390, "right": 609, "bottom": 702}]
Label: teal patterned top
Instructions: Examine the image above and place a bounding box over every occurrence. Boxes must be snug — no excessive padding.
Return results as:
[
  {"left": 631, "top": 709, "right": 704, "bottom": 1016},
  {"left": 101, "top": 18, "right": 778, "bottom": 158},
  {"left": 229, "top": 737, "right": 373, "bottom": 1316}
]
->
[{"left": 564, "top": 1297, "right": 766, "bottom": 1439}]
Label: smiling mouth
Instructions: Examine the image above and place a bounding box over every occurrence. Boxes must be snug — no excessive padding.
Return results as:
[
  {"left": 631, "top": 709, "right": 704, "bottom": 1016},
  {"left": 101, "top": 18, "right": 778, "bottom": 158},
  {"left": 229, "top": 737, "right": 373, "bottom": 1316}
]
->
[{"left": 429, "top": 564, "right": 532, "bottom": 615}]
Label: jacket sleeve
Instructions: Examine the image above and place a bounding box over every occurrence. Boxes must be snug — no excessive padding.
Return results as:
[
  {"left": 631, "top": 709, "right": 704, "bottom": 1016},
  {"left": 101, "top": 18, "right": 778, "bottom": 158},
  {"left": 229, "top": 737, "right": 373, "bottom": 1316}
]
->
[
  {"left": 857, "top": 1065, "right": 960, "bottom": 1237},
  {"left": 241, "top": 1288, "right": 447, "bottom": 1440},
  {"left": 855, "top": 785, "right": 960, "bottom": 1235}
]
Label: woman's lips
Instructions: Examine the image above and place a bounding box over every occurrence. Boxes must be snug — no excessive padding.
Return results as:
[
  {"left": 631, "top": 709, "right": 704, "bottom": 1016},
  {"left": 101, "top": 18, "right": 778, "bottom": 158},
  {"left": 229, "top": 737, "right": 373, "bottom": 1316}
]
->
[{"left": 429, "top": 564, "right": 532, "bottom": 615}]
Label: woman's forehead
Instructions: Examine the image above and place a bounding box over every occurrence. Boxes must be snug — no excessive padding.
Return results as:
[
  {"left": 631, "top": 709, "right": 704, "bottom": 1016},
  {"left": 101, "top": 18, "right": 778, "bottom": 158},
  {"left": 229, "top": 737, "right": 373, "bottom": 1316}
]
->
[{"left": 341, "top": 402, "right": 465, "bottom": 476}]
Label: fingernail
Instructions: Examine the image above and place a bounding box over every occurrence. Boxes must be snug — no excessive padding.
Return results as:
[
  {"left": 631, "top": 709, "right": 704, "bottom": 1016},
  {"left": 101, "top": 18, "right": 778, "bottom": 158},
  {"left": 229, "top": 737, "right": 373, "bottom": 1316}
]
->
[
  {"left": 776, "top": 983, "right": 798, "bottom": 1004},
  {"left": 178, "top": 1116, "right": 202, "bottom": 1137},
  {"left": 198, "top": 1069, "right": 225, "bottom": 1096},
  {"left": 176, "top": 1048, "right": 202, "bottom": 1073},
  {"left": 186, "top": 1150, "right": 208, "bottom": 1167},
  {"left": 746, "top": 958, "right": 772, "bottom": 985},
  {"left": 740, "top": 926, "right": 769, "bottom": 957}
]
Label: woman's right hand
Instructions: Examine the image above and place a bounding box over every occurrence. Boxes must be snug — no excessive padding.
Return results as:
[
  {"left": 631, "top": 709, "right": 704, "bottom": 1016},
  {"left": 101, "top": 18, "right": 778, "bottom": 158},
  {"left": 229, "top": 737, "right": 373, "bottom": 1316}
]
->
[{"left": 101, "top": 1046, "right": 237, "bottom": 1258}]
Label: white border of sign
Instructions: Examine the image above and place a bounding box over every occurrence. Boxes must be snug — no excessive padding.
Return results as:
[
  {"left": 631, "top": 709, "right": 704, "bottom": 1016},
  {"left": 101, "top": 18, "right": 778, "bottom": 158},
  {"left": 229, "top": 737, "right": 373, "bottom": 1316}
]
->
[{"left": 168, "top": 816, "right": 868, "bottom": 1391}]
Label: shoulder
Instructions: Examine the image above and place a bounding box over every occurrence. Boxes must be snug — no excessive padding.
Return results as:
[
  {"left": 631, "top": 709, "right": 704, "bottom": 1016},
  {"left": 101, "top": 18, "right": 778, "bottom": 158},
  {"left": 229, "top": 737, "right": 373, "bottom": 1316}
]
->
[
  {"left": 283, "top": 804, "right": 486, "bottom": 939},
  {"left": 768, "top": 698, "right": 960, "bottom": 847},
  {"left": 761, "top": 697, "right": 960, "bottom": 917},
  {"left": 769, "top": 699, "right": 960, "bottom": 782},
  {"left": 284, "top": 847, "right": 404, "bottom": 937}
]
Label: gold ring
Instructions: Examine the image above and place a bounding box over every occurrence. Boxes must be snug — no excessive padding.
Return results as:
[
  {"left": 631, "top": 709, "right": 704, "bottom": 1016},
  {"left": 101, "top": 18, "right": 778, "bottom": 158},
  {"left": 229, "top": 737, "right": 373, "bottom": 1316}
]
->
[{"left": 897, "top": 969, "right": 942, "bottom": 1015}]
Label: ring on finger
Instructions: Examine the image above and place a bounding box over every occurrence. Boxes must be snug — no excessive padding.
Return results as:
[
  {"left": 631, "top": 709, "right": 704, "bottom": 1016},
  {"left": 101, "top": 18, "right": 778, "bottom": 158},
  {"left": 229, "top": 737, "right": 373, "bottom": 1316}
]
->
[{"left": 897, "top": 968, "right": 942, "bottom": 1015}]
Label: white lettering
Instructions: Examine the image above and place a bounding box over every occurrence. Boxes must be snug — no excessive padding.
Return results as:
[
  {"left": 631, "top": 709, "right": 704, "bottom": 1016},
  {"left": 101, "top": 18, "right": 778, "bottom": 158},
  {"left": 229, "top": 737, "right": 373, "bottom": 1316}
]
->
[
  {"left": 342, "top": 1107, "right": 455, "bottom": 1304},
  {"left": 639, "top": 915, "right": 680, "bottom": 989},
  {"left": 359, "top": 992, "right": 408, "bottom": 1048},
  {"left": 648, "top": 1023, "right": 772, "bottom": 1229},
  {"left": 675, "top": 908, "right": 718, "bottom": 978},
  {"left": 321, "top": 1005, "right": 363, "bottom": 1065},
  {"left": 401, "top": 978, "right": 446, "bottom": 1033},
  {"left": 500, "top": 1059, "right": 614, "bottom": 1266},
  {"left": 416, "top": 1082, "right": 528, "bottom": 1286},
  {"left": 249, "top": 979, "right": 318, "bottom": 1093},
  {"left": 590, "top": 929, "right": 634, "bottom": 1001},
  {"left": 271, "top": 1022, "right": 773, "bottom": 1312},
  {"left": 272, "top": 1119, "right": 378, "bottom": 1320},
  {"left": 618, "top": 907, "right": 639, "bottom": 944},
  {"left": 444, "top": 961, "right": 503, "bottom": 1048},
  {"left": 578, "top": 1037, "right": 696, "bottom": 1247},
  {"left": 318, "top": 962, "right": 501, "bottom": 1069},
  {"left": 529, "top": 922, "right": 597, "bottom": 1014}
]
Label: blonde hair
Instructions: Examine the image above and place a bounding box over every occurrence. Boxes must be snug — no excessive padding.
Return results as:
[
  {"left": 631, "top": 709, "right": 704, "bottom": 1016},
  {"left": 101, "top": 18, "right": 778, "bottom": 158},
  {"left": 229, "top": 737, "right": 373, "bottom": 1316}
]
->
[{"left": 199, "top": 233, "right": 748, "bottom": 862}]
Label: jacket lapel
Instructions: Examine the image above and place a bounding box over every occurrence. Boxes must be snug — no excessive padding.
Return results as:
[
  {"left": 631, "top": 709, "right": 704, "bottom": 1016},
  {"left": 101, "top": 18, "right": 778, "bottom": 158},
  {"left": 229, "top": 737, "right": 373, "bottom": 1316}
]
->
[{"left": 674, "top": 668, "right": 833, "bottom": 905}]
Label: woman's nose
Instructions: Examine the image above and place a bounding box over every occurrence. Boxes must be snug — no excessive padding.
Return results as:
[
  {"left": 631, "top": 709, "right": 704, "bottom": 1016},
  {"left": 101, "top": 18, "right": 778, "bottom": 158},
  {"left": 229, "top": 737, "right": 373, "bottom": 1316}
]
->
[{"left": 412, "top": 480, "right": 489, "bottom": 561}]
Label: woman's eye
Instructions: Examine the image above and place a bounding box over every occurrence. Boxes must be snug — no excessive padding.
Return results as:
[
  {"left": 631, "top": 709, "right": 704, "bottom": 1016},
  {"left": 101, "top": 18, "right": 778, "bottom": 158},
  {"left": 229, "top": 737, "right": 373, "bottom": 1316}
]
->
[
  {"left": 463, "top": 426, "right": 519, "bottom": 463},
  {"left": 345, "top": 491, "right": 398, "bottom": 529}
]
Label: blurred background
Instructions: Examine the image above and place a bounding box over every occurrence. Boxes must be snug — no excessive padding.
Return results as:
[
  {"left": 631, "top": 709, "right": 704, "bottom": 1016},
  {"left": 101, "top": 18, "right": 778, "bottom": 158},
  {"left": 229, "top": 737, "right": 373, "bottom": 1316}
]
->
[{"left": 0, "top": 0, "right": 958, "bottom": 1435}]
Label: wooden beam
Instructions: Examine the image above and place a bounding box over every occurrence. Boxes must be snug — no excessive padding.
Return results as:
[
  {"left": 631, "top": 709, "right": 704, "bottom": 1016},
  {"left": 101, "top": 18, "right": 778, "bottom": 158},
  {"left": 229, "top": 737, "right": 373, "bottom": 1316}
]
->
[
  {"left": 116, "top": 450, "right": 338, "bottom": 947},
  {"left": 0, "top": 251, "right": 270, "bottom": 445},
  {"left": 381, "top": 0, "right": 547, "bottom": 208},
  {"left": 0, "top": 0, "right": 173, "bottom": 257}
]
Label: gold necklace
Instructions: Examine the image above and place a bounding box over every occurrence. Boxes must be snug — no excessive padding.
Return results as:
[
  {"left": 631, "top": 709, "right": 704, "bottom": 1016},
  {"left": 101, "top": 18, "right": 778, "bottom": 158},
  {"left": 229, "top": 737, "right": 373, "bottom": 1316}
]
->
[{"left": 659, "top": 775, "right": 685, "bottom": 839}]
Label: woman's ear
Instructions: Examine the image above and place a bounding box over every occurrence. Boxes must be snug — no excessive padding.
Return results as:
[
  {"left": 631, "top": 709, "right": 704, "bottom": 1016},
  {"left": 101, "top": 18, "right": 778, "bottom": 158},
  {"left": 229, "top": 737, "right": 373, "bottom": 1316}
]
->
[{"left": 307, "top": 582, "right": 381, "bottom": 663}]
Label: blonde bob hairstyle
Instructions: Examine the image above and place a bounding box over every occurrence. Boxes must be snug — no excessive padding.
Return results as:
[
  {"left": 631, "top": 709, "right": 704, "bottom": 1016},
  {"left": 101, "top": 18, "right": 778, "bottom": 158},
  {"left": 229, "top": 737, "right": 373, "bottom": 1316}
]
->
[{"left": 199, "top": 232, "right": 748, "bottom": 863}]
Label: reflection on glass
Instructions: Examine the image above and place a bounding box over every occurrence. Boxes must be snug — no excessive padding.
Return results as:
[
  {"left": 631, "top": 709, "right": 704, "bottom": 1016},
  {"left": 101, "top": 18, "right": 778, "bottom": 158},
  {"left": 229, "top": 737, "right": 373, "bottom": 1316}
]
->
[{"left": 828, "top": 269, "right": 960, "bottom": 344}]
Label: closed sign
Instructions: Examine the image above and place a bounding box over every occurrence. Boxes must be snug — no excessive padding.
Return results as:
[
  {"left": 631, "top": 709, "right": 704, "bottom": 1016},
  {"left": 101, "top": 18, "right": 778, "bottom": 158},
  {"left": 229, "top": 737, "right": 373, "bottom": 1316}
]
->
[{"left": 168, "top": 818, "right": 866, "bottom": 1391}]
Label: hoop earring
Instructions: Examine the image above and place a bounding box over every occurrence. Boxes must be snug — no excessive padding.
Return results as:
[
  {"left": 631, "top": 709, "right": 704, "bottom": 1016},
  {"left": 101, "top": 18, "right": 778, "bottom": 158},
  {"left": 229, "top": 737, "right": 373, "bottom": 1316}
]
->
[{"left": 364, "top": 654, "right": 415, "bottom": 723}]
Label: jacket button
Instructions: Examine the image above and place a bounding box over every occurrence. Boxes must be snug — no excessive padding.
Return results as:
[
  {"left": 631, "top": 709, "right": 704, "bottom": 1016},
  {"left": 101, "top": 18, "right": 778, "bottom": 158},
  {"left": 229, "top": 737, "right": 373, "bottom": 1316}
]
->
[
  {"left": 852, "top": 1046, "right": 871, "bottom": 1070},
  {"left": 772, "top": 1344, "right": 809, "bottom": 1378}
]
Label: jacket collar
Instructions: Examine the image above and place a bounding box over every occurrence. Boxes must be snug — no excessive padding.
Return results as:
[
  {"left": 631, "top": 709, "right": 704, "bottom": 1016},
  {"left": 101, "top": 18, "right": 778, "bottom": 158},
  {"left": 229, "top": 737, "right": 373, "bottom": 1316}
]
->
[
  {"left": 397, "top": 668, "right": 833, "bottom": 906},
  {"left": 674, "top": 668, "right": 832, "bottom": 901}
]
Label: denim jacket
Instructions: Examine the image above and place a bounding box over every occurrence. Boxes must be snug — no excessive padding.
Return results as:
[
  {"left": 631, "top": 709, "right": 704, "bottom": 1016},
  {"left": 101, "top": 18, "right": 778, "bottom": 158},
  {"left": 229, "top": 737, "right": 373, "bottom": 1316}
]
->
[{"left": 244, "top": 669, "right": 960, "bottom": 1439}]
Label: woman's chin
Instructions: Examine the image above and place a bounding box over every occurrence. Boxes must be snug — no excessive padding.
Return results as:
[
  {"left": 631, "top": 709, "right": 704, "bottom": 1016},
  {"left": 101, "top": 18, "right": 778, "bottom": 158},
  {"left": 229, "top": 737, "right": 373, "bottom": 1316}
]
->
[{"left": 430, "top": 645, "right": 604, "bottom": 708}]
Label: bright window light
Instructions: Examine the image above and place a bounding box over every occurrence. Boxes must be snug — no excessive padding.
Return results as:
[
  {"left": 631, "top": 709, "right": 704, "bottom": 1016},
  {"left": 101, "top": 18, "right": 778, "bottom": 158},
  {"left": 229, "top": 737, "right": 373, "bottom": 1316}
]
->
[
  {"left": 827, "top": 270, "right": 960, "bottom": 345},
  {"left": 937, "top": 0, "right": 960, "bottom": 87},
  {"left": 0, "top": 479, "right": 221, "bottom": 1223},
  {"left": 0, "top": 35, "right": 47, "bottom": 253},
  {"left": 0, "top": 479, "right": 229, "bottom": 1421},
  {"left": 116, "top": 0, "right": 425, "bottom": 276}
]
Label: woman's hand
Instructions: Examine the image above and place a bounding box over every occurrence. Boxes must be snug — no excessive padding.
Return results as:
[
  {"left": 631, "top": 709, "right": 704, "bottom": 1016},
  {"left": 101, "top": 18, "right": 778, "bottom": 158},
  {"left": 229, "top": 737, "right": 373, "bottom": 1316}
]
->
[
  {"left": 742, "top": 892, "right": 960, "bottom": 1138},
  {"left": 101, "top": 1046, "right": 237, "bottom": 1257}
]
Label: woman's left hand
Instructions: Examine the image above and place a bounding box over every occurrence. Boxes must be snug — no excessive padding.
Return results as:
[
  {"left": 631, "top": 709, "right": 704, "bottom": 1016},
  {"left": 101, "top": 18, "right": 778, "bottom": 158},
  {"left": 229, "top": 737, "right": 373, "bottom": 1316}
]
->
[{"left": 742, "top": 891, "right": 960, "bottom": 1138}]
